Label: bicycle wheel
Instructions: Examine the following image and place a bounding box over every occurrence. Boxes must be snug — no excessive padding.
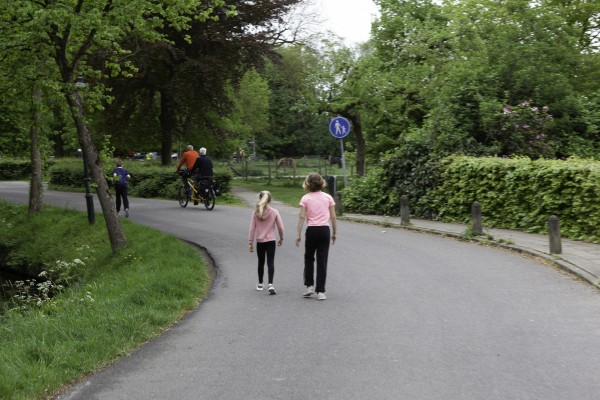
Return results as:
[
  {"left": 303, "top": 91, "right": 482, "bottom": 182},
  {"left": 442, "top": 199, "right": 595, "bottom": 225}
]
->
[
  {"left": 178, "top": 186, "right": 189, "bottom": 208},
  {"left": 204, "top": 189, "right": 215, "bottom": 210}
]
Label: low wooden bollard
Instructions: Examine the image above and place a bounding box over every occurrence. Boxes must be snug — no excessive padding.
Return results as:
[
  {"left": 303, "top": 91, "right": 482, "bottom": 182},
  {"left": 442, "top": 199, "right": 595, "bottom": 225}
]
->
[
  {"left": 400, "top": 195, "right": 410, "bottom": 226},
  {"left": 471, "top": 201, "right": 483, "bottom": 235},
  {"left": 548, "top": 215, "right": 562, "bottom": 254}
]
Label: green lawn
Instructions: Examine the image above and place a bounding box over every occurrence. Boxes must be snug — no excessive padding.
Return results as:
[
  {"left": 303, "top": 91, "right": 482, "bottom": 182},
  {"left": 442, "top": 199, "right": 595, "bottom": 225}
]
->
[
  {"left": 232, "top": 177, "right": 307, "bottom": 207},
  {"left": 0, "top": 202, "right": 212, "bottom": 400}
]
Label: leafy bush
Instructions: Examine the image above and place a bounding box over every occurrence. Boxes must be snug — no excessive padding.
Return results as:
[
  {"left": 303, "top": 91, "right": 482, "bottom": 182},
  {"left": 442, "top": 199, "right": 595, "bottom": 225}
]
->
[
  {"left": 380, "top": 140, "right": 442, "bottom": 218},
  {"left": 344, "top": 154, "right": 600, "bottom": 242},
  {"left": 48, "top": 159, "right": 85, "bottom": 187},
  {"left": 343, "top": 166, "right": 400, "bottom": 215},
  {"left": 343, "top": 140, "right": 441, "bottom": 217},
  {"left": 48, "top": 159, "right": 232, "bottom": 198},
  {"left": 131, "top": 172, "right": 180, "bottom": 198},
  {"left": 0, "top": 159, "right": 32, "bottom": 180},
  {"left": 427, "top": 156, "right": 600, "bottom": 241}
]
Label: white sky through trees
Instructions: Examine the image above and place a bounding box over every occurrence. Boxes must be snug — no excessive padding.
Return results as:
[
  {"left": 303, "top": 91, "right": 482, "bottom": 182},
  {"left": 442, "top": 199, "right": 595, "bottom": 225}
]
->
[{"left": 318, "top": 0, "right": 379, "bottom": 45}]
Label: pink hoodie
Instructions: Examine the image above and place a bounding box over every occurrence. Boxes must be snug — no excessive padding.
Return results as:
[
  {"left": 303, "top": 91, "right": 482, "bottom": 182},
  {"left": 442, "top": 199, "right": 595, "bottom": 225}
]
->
[{"left": 248, "top": 206, "right": 284, "bottom": 244}]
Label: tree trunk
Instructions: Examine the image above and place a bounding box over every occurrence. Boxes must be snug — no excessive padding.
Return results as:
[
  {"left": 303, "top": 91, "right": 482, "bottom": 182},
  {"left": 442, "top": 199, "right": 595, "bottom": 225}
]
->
[
  {"left": 159, "top": 90, "right": 176, "bottom": 167},
  {"left": 337, "top": 110, "right": 366, "bottom": 177},
  {"left": 68, "top": 89, "right": 127, "bottom": 252},
  {"left": 50, "top": 105, "right": 68, "bottom": 157},
  {"left": 28, "top": 85, "right": 44, "bottom": 214},
  {"left": 349, "top": 114, "right": 365, "bottom": 177}
]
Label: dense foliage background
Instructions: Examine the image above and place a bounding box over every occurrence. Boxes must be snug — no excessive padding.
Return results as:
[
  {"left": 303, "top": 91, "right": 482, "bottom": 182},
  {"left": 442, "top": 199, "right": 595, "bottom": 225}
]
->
[
  {"left": 0, "top": 0, "right": 598, "bottom": 241},
  {"left": 344, "top": 154, "right": 600, "bottom": 242}
]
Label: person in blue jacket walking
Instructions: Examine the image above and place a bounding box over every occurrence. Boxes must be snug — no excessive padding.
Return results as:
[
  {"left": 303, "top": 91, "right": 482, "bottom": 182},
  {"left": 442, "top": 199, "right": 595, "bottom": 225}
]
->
[{"left": 113, "top": 160, "right": 131, "bottom": 217}]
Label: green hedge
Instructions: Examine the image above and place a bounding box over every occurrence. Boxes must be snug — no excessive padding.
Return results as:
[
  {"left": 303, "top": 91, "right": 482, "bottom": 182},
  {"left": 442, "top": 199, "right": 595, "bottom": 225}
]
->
[
  {"left": 343, "top": 166, "right": 400, "bottom": 215},
  {"left": 48, "top": 160, "right": 232, "bottom": 199},
  {"left": 0, "top": 159, "right": 32, "bottom": 180},
  {"left": 427, "top": 156, "right": 600, "bottom": 241},
  {"left": 344, "top": 155, "right": 600, "bottom": 242}
]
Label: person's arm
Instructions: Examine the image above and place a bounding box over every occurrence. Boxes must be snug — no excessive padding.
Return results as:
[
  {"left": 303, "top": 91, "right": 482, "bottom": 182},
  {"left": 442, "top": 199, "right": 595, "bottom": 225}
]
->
[
  {"left": 176, "top": 155, "right": 184, "bottom": 172},
  {"left": 276, "top": 211, "right": 284, "bottom": 247},
  {"left": 248, "top": 213, "right": 256, "bottom": 252},
  {"left": 329, "top": 205, "right": 337, "bottom": 244},
  {"left": 295, "top": 206, "right": 306, "bottom": 247}
]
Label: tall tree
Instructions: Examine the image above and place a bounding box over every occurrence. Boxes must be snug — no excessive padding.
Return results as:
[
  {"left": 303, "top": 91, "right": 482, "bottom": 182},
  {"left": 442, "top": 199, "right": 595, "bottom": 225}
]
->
[
  {"left": 262, "top": 44, "right": 335, "bottom": 158},
  {"left": 2, "top": 0, "right": 224, "bottom": 252},
  {"left": 224, "top": 69, "right": 271, "bottom": 158},
  {"left": 28, "top": 81, "right": 44, "bottom": 214},
  {"left": 369, "top": 0, "right": 600, "bottom": 158},
  {"left": 314, "top": 38, "right": 370, "bottom": 175},
  {"left": 0, "top": 13, "right": 55, "bottom": 213},
  {"left": 100, "top": 0, "right": 304, "bottom": 164}
]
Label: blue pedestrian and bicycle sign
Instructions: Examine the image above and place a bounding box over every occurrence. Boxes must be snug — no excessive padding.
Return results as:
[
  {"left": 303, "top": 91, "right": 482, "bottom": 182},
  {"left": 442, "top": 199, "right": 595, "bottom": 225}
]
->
[
  {"left": 329, "top": 116, "right": 351, "bottom": 139},
  {"left": 328, "top": 116, "right": 351, "bottom": 188}
]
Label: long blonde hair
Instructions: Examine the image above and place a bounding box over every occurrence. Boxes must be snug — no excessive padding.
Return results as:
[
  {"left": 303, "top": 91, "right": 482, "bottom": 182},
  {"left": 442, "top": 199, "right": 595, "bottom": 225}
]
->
[{"left": 255, "top": 191, "right": 272, "bottom": 219}]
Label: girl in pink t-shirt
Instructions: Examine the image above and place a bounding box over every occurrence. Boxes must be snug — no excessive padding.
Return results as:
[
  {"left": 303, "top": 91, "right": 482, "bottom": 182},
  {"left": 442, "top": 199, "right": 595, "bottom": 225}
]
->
[
  {"left": 295, "top": 173, "right": 337, "bottom": 300},
  {"left": 248, "top": 191, "right": 284, "bottom": 294}
]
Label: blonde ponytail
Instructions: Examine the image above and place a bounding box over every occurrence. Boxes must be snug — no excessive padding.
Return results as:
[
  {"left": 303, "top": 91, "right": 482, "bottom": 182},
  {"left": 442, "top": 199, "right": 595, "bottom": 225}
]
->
[{"left": 255, "top": 191, "right": 272, "bottom": 219}]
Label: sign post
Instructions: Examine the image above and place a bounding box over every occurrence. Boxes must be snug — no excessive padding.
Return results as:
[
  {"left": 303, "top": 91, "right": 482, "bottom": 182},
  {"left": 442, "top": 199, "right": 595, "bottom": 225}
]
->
[{"left": 329, "top": 116, "right": 351, "bottom": 188}]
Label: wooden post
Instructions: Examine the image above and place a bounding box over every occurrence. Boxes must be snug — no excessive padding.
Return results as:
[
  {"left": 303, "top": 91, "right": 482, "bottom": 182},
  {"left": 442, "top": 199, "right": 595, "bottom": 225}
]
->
[
  {"left": 548, "top": 215, "right": 562, "bottom": 254},
  {"left": 400, "top": 195, "right": 410, "bottom": 226},
  {"left": 268, "top": 160, "right": 272, "bottom": 185},
  {"left": 471, "top": 201, "right": 483, "bottom": 235}
]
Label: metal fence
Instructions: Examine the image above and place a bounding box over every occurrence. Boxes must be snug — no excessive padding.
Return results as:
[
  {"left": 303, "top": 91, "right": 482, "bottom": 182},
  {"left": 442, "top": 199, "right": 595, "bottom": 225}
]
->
[{"left": 225, "top": 156, "right": 349, "bottom": 181}]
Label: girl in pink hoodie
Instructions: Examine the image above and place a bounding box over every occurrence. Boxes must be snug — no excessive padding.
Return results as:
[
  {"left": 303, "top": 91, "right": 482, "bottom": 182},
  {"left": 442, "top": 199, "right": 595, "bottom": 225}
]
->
[{"left": 248, "top": 191, "right": 284, "bottom": 294}]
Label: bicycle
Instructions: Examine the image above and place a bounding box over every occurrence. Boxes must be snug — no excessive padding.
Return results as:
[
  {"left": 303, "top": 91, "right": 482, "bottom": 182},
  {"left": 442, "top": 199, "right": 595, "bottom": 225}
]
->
[{"left": 177, "top": 171, "right": 215, "bottom": 210}]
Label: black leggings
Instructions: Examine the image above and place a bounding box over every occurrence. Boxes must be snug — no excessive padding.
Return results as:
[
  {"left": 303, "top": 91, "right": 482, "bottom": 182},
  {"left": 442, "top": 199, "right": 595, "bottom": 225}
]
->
[
  {"left": 304, "top": 226, "right": 330, "bottom": 293},
  {"left": 257, "top": 241, "right": 276, "bottom": 284},
  {"left": 115, "top": 184, "right": 129, "bottom": 212}
]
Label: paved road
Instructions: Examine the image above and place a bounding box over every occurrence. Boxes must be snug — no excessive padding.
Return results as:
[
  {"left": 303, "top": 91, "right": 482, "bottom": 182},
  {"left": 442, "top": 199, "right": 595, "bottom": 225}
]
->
[{"left": 2, "top": 182, "right": 600, "bottom": 400}]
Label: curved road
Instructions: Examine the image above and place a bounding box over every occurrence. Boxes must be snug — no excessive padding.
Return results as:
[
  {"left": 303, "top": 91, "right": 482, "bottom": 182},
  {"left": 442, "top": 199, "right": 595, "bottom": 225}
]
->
[{"left": 1, "top": 182, "right": 600, "bottom": 399}]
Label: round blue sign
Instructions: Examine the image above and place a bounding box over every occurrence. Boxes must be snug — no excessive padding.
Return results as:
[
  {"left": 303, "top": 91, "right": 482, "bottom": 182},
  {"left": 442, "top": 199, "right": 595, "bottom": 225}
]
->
[{"left": 329, "top": 117, "right": 351, "bottom": 139}]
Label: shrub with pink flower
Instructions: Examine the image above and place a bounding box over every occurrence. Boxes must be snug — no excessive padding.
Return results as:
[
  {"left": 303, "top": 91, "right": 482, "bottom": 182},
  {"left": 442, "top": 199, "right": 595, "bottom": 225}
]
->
[{"left": 499, "top": 100, "right": 554, "bottom": 158}]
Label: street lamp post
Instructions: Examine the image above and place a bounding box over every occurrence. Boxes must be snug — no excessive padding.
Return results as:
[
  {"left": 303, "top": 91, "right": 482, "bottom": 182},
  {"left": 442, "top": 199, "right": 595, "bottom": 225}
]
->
[{"left": 76, "top": 76, "right": 95, "bottom": 225}]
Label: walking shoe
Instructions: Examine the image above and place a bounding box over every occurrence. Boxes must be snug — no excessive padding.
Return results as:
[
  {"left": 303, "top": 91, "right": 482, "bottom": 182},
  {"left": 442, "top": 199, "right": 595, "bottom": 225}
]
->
[
  {"left": 268, "top": 284, "right": 276, "bottom": 295},
  {"left": 256, "top": 283, "right": 264, "bottom": 291},
  {"left": 303, "top": 286, "right": 314, "bottom": 297},
  {"left": 317, "top": 292, "right": 327, "bottom": 300},
  {"left": 125, "top": 209, "right": 129, "bottom": 218}
]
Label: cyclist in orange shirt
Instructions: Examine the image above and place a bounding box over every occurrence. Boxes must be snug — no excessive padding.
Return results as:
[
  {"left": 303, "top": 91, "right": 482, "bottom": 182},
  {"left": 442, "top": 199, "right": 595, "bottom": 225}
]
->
[{"left": 176, "top": 145, "right": 199, "bottom": 189}]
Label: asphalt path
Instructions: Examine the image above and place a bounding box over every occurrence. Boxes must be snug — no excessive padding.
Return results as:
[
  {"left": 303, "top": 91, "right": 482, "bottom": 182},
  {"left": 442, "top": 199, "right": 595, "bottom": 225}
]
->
[{"left": 1, "top": 182, "right": 600, "bottom": 400}]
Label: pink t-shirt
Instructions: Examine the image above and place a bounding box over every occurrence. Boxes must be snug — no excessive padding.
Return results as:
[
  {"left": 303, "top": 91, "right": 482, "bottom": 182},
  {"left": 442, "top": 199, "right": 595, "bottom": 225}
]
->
[
  {"left": 299, "top": 191, "right": 335, "bottom": 226},
  {"left": 248, "top": 206, "right": 284, "bottom": 244}
]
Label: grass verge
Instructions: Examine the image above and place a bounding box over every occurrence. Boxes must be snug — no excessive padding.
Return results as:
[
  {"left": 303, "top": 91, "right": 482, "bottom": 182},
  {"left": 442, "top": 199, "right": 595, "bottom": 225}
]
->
[
  {"left": 232, "top": 177, "right": 307, "bottom": 207},
  {"left": 0, "top": 201, "right": 212, "bottom": 400}
]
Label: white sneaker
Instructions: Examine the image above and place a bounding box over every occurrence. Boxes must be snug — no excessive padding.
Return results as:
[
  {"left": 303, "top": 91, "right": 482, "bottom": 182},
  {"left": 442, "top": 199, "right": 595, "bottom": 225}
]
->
[
  {"left": 268, "top": 284, "right": 276, "bottom": 295},
  {"left": 256, "top": 283, "right": 264, "bottom": 291},
  {"left": 303, "top": 286, "right": 314, "bottom": 297},
  {"left": 317, "top": 292, "right": 327, "bottom": 300}
]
